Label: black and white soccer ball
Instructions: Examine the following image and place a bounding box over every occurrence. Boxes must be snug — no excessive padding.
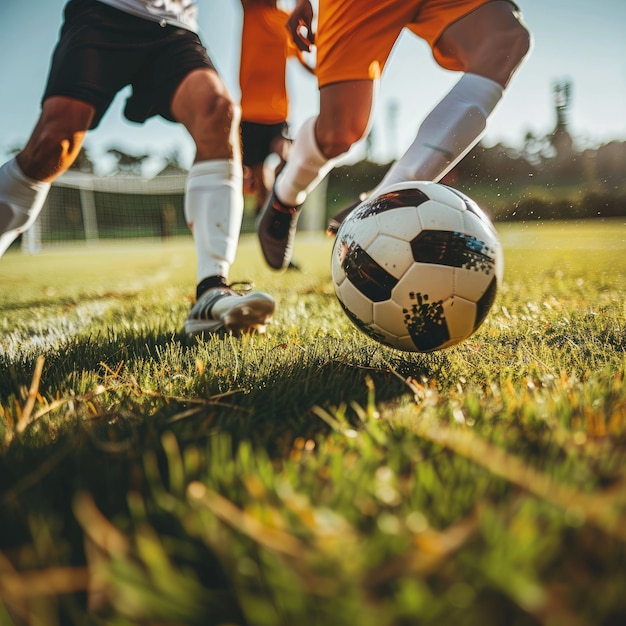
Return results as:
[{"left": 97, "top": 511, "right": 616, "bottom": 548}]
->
[{"left": 331, "top": 181, "right": 503, "bottom": 352}]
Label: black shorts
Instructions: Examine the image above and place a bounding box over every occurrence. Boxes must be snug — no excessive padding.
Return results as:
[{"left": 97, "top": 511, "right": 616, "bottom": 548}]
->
[
  {"left": 43, "top": 0, "right": 215, "bottom": 129},
  {"left": 240, "top": 121, "right": 290, "bottom": 167}
]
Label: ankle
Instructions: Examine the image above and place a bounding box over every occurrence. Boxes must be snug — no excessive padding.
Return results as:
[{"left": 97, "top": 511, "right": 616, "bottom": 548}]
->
[{"left": 196, "top": 275, "right": 227, "bottom": 299}]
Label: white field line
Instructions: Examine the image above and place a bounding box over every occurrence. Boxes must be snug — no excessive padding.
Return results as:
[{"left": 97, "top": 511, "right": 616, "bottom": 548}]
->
[{"left": 1, "top": 300, "right": 114, "bottom": 359}]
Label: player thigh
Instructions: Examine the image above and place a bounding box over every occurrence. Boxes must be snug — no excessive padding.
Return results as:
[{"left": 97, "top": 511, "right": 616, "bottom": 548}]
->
[
  {"left": 43, "top": 0, "right": 148, "bottom": 130},
  {"left": 129, "top": 29, "right": 217, "bottom": 127},
  {"left": 434, "top": 1, "right": 530, "bottom": 86},
  {"left": 316, "top": 0, "right": 422, "bottom": 87},
  {"left": 315, "top": 0, "right": 422, "bottom": 143},
  {"left": 168, "top": 63, "right": 236, "bottom": 162},
  {"left": 407, "top": 0, "right": 517, "bottom": 73}
]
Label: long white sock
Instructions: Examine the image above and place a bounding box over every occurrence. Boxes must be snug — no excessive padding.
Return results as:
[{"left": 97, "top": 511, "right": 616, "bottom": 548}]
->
[
  {"left": 372, "top": 73, "right": 503, "bottom": 195},
  {"left": 185, "top": 159, "right": 243, "bottom": 284},
  {"left": 274, "top": 116, "right": 336, "bottom": 207},
  {"left": 0, "top": 158, "right": 51, "bottom": 257}
]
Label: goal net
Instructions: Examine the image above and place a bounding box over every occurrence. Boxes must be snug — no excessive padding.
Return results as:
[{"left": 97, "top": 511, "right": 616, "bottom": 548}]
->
[
  {"left": 20, "top": 168, "right": 327, "bottom": 253},
  {"left": 21, "top": 171, "right": 187, "bottom": 252}
]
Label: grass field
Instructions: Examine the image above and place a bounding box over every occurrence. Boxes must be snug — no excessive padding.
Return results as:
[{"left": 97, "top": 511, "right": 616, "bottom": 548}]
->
[{"left": 0, "top": 220, "right": 625, "bottom": 626}]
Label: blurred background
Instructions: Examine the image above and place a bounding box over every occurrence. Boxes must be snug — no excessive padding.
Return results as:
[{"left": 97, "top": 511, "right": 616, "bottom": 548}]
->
[{"left": 1, "top": 0, "right": 624, "bottom": 249}]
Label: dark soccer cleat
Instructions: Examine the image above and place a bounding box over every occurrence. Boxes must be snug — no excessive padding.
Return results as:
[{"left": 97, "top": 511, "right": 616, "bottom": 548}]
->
[
  {"left": 256, "top": 188, "right": 301, "bottom": 270},
  {"left": 184, "top": 284, "right": 275, "bottom": 336}
]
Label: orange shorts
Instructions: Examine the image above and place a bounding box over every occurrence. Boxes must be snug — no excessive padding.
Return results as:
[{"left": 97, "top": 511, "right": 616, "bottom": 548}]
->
[{"left": 315, "top": 0, "right": 497, "bottom": 87}]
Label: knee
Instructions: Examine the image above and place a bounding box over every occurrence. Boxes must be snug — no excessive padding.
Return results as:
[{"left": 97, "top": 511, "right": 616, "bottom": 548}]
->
[
  {"left": 32, "top": 125, "right": 73, "bottom": 152},
  {"left": 315, "top": 122, "right": 367, "bottom": 160},
  {"left": 189, "top": 92, "right": 239, "bottom": 162},
  {"left": 194, "top": 92, "right": 237, "bottom": 141},
  {"left": 19, "top": 125, "right": 85, "bottom": 180},
  {"left": 438, "top": 3, "right": 532, "bottom": 87}
]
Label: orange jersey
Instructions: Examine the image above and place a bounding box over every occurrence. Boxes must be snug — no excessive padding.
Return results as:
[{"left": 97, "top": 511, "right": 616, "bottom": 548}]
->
[
  {"left": 315, "top": 0, "right": 495, "bottom": 87},
  {"left": 239, "top": 4, "right": 302, "bottom": 124}
]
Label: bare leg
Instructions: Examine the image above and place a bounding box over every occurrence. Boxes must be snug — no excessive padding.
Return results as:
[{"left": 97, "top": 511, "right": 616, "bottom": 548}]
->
[
  {"left": 249, "top": 162, "right": 266, "bottom": 214},
  {"left": 0, "top": 96, "right": 93, "bottom": 256},
  {"left": 372, "top": 1, "right": 531, "bottom": 192},
  {"left": 171, "top": 68, "right": 244, "bottom": 286},
  {"left": 171, "top": 68, "right": 238, "bottom": 163},
  {"left": 17, "top": 96, "right": 94, "bottom": 181},
  {"left": 172, "top": 69, "right": 275, "bottom": 333},
  {"left": 435, "top": 0, "right": 531, "bottom": 89},
  {"left": 274, "top": 79, "right": 375, "bottom": 207}
]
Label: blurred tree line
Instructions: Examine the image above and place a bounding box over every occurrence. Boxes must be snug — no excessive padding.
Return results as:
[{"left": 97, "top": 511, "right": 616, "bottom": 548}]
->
[
  {"left": 326, "top": 136, "right": 626, "bottom": 223},
  {"left": 327, "top": 79, "right": 626, "bottom": 222},
  {"left": 17, "top": 79, "right": 622, "bottom": 224}
]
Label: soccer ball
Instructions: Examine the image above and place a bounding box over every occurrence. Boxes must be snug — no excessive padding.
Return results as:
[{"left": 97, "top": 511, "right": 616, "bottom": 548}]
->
[{"left": 331, "top": 181, "right": 503, "bottom": 352}]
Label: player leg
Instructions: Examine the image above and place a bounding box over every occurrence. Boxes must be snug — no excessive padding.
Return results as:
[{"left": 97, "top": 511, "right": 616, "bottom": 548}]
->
[
  {"left": 371, "top": 0, "right": 531, "bottom": 192},
  {"left": 172, "top": 68, "right": 274, "bottom": 335},
  {"left": 250, "top": 163, "right": 266, "bottom": 216},
  {"left": 240, "top": 121, "right": 274, "bottom": 216},
  {"left": 257, "top": 0, "right": 411, "bottom": 269},
  {"left": 269, "top": 132, "right": 291, "bottom": 166},
  {"left": 266, "top": 125, "right": 292, "bottom": 206},
  {"left": 0, "top": 96, "right": 93, "bottom": 257},
  {"left": 266, "top": 129, "right": 302, "bottom": 270},
  {"left": 257, "top": 79, "right": 374, "bottom": 270},
  {"left": 1, "top": 0, "right": 143, "bottom": 258}
]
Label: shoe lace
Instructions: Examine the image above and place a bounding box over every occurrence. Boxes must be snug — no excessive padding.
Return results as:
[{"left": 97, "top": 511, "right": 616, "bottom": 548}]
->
[{"left": 224, "top": 281, "right": 253, "bottom": 294}]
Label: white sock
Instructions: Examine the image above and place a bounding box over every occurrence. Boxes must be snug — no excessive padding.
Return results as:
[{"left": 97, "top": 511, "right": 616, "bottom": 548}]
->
[
  {"left": 0, "top": 158, "right": 51, "bottom": 256},
  {"left": 372, "top": 73, "right": 503, "bottom": 195},
  {"left": 274, "top": 116, "right": 336, "bottom": 207},
  {"left": 185, "top": 159, "right": 243, "bottom": 284}
]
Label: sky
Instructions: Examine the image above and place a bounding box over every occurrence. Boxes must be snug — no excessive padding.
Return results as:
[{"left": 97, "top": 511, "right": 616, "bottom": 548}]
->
[{"left": 1, "top": 0, "right": 625, "bottom": 175}]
